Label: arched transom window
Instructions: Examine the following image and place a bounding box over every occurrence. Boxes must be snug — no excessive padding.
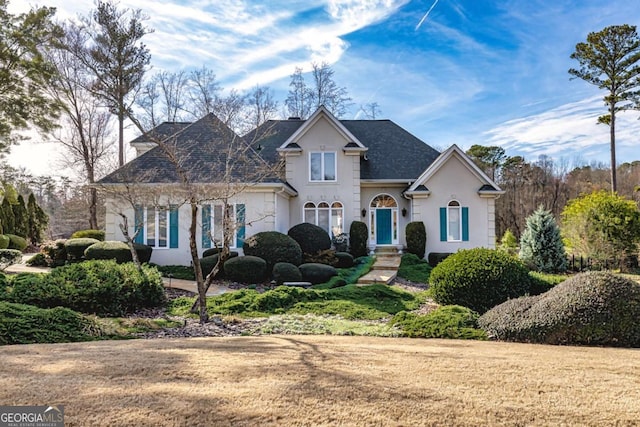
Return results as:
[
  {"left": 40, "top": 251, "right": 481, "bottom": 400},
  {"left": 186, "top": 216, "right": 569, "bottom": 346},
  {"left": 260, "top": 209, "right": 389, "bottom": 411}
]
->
[
  {"left": 370, "top": 195, "right": 397, "bottom": 208},
  {"left": 304, "top": 201, "right": 344, "bottom": 236}
]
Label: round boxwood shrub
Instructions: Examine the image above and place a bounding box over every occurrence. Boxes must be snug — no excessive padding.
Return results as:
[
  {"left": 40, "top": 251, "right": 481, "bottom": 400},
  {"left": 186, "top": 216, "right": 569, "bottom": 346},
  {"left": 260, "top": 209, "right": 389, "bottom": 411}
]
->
[
  {"left": 405, "top": 221, "right": 426, "bottom": 259},
  {"left": 5, "top": 234, "right": 27, "bottom": 251},
  {"left": 243, "top": 231, "right": 302, "bottom": 271},
  {"left": 0, "top": 235, "right": 9, "bottom": 249},
  {"left": 272, "top": 262, "right": 302, "bottom": 285},
  {"left": 299, "top": 263, "right": 338, "bottom": 285},
  {"left": 133, "top": 243, "right": 153, "bottom": 263},
  {"left": 478, "top": 271, "right": 640, "bottom": 347},
  {"left": 202, "top": 247, "right": 223, "bottom": 258},
  {"left": 200, "top": 251, "right": 239, "bottom": 277},
  {"left": 429, "top": 248, "right": 531, "bottom": 314},
  {"left": 65, "top": 238, "right": 100, "bottom": 261},
  {"left": 288, "top": 223, "right": 331, "bottom": 255},
  {"left": 8, "top": 260, "right": 165, "bottom": 316},
  {"left": 223, "top": 256, "right": 267, "bottom": 284},
  {"left": 70, "top": 229, "right": 105, "bottom": 241},
  {"left": 334, "top": 252, "right": 354, "bottom": 268},
  {"left": 427, "top": 252, "right": 453, "bottom": 268},
  {"left": 349, "top": 221, "right": 368, "bottom": 258}
]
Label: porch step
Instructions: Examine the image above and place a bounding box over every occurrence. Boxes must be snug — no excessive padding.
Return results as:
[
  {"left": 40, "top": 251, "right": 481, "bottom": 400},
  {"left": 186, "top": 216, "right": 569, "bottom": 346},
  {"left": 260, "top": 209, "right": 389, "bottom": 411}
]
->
[
  {"left": 357, "top": 269, "right": 397, "bottom": 285},
  {"left": 371, "top": 256, "right": 401, "bottom": 271}
]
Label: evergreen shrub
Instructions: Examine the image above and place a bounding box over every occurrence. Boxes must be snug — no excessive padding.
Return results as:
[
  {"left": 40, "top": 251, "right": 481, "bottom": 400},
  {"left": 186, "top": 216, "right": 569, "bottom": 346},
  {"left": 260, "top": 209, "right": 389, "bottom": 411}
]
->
[
  {"left": 405, "top": 221, "right": 426, "bottom": 259},
  {"left": 0, "top": 235, "right": 9, "bottom": 249},
  {"left": 519, "top": 206, "right": 567, "bottom": 273},
  {"left": 65, "top": 238, "right": 100, "bottom": 261},
  {"left": 288, "top": 223, "right": 331, "bottom": 255},
  {"left": 243, "top": 231, "right": 302, "bottom": 270},
  {"left": 299, "top": 263, "right": 338, "bottom": 284},
  {"left": 71, "top": 229, "right": 106, "bottom": 241},
  {"left": 5, "top": 234, "right": 27, "bottom": 251},
  {"left": 429, "top": 248, "right": 531, "bottom": 313},
  {"left": 349, "top": 221, "right": 368, "bottom": 258},
  {"left": 223, "top": 256, "right": 267, "bottom": 283},
  {"left": 272, "top": 262, "right": 302, "bottom": 285},
  {"left": 200, "top": 252, "right": 238, "bottom": 277}
]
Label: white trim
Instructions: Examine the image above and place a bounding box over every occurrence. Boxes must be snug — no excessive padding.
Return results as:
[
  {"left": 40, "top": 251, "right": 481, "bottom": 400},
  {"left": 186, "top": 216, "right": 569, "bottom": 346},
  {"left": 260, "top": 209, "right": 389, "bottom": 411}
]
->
[
  {"left": 446, "top": 200, "right": 462, "bottom": 242},
  {"left": 142, "top": 206, "right": 172, "bottom": 249},
  {"left": 368, "top": 194, "right": 399, "bottom": 246}
]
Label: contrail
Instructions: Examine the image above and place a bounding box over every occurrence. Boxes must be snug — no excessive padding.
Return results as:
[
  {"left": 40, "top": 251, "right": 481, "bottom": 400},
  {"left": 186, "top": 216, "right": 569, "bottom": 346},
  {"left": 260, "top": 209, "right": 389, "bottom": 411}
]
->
[{"left": 415, "top": 0, "right": 439, "bottom": 30}]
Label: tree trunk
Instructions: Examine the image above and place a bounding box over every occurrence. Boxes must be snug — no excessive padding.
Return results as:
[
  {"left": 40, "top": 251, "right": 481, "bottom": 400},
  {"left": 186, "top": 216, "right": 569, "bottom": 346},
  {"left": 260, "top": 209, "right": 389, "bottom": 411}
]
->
[
  {"left": 118, "top": 110, "right": 124, "bottom": 167},
  {"left": 187, "top": 200, "right": 208, "bottom": 324},
  {"left": 117, "top": 214, "right": 142, "bottom": 271},
  {"left": 89, "top": 187, "right": 98, "bottom": 229},
  {"left": 610, "top": 110, "right": 617, "bottom": 193}
]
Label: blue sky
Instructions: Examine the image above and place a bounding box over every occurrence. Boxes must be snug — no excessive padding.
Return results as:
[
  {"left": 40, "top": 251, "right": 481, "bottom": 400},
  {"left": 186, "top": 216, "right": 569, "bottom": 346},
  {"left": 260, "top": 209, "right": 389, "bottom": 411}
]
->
[{"left": 8, "top": 0, "right": 640, "bottom": 176}]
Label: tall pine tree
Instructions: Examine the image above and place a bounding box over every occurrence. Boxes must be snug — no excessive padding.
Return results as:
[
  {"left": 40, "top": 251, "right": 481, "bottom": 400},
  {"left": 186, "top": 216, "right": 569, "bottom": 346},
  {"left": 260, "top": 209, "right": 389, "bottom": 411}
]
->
[
  {"left": 519, "top": 206, "right": 567, "bottom": 273},
  {"left": 1, "top": 198, "right": 14, "bottom": 235},
  {"left": 27, "top": 193, "right": 48, "bottom": 244},
  {"left": 12, "top": 195, "right": 28, "bottom": 237}
]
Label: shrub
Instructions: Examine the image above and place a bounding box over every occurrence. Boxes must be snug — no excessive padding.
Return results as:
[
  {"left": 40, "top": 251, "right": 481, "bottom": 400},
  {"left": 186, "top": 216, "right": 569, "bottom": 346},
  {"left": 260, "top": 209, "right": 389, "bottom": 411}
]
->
[
  {"left": 243, "top": 231, "right": 302, "bottom": 271},
  {"left": 303, "top": 249, "right": 338, "bottom": 266},
  {"left": 5, "top": 234, "right": 27, "bottom": 251},
  {"left": 427, "top": 252, "right": 452, "bottom": 267},
  {"left": 40, "top": 240, "right": 67, "bottom": 267},
  {"left": 0, "top": 249, "right": 22, "bottom": 270},
  {"left": 334, "top": 252, "right": 355, "bottom": 268},
  {"left": 0, "top": 235, "right": 9, "bottom": 249},
  {"left": 272, "top": 262, "right": 302, "bottom": 285},
  {"left": 478, "top": 271, "right": 640, "bottom": 347},
  {"left": 333, "top": 233, "right": 349, "bottom": 252},
  {"left": 398, "top": 253, "right": 432, "bottom": 283},
  {"left": 288, "top": 223, "right": 331, "bottom": 255},
  {"left": 200, "top": 252, "right": 238, "bottom": 277},
  {"left": 202, "top": 247, "right": 223, "bottom": 258},
  {"left": 7, "top": 260, "right": 165, "bottom": 316},
  {"left": 519, "top": 206, "right": 567, "bottom": 273},
  {"left": 390, "top": 306, "right": 487, "bottom": 339},
  {"left": 405, "top": 222, "right": 426, "bottom": 259},
  {"left": 84, "top": 241, "right": 153, "bottom": 264},
  {"left": 65, "top": 238, "right": 100, "bottom": 261},
  {"left": 299, "top": 263, "right": 338, "bottom": 285},
  {"left": 498, "top": 229, "right": 518, "bottom": 256},
  {"left": 0, "top": 302, "right": 100, "bottom": 345},
  {"left": 429, "top": 248, "right": 531, "bottom": 314},
  {"left": 528, "top": 271, "right": 567, "bottom": 295},
  {"left": 224, "top": 256, "right": 267, "bottom": 284},
  {"left": 153, "top": 265, "right": 195, "bottom": 280},
  {"left": 70, "top": 229, "right": 106, "bottom": 241},
  {"left": 26, "top": 253, "right": 47, "bottom": 267},
  {"left": 349, "top": 221, "right": 368, "bottom": 258}
]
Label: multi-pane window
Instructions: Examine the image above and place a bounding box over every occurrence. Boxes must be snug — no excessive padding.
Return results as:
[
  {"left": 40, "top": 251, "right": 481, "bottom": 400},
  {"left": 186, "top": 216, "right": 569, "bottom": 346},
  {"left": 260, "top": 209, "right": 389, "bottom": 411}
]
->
[
  {"left": 134, "top": 206, "right": 178, "bottom": 248},
  {"left": 201, "top": 203, "right": 246, "bottom": 249},
  {"left": 304, "top": 201, "right": 343, "bottom": 236},
  {"left": 310, "top": 152, "right": 336, "bottom": 181}
]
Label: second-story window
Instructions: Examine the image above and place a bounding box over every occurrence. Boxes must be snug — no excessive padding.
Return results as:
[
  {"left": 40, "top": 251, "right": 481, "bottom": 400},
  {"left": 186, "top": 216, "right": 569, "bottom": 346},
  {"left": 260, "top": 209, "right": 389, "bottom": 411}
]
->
[{"left": 310, "top": 152, "right": 336, "bottom": 181}]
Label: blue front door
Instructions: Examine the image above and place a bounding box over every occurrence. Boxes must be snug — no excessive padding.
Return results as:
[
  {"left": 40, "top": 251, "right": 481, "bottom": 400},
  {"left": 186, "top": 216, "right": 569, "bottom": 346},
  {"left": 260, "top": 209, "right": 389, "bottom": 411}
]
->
[{"left": 376, "top": 208, "right": 392, "bottom": 244}]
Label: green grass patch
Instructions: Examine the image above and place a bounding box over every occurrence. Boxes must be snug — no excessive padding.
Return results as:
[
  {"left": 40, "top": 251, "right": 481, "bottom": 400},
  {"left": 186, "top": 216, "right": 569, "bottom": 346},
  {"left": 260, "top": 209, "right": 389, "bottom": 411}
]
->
[
  {"left": 257, "top": 314, "right": 403, "bottom": 336},
  {"left": 153, "top": 265, "right": 196, "bottom": 281},
  {"left": 528, "top": 271, "right": 569, "bottom": 295},
  {"left": 398, "top": 253, "right": 432, "bottom": 283},
  {"left": 390, "top": 305, "right": 487, "bottom": 340},
  {"left": 97, "top": 317, "right": 184, "bottom": 336},
  {"left": 168, "top": 284, "right": 427, "bottom": 320},
  {"left": 312, "top": 256, "right": 375, "bottom": 290}
]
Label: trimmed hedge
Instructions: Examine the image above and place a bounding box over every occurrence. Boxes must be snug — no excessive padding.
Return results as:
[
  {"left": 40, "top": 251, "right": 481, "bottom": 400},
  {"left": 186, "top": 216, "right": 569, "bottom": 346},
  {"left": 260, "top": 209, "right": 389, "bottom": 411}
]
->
[
  {"left": 0, "top": 249, "right": 22, "bottom": 270},
  {"left": 70, "top": 229, "right": 105, "bottom": 241},
  {"left": 223, "top": 256, "right": 267, "bottom": 283},
  {"left": 398, "top": 253, "right": 432, "bottom": 283},
  {"left": 478, "top": 271, "right": 640, "bottom": 347},
  {"left": 84, "top": 241, "right": 153, "bottom": 264},
  {"left": 288, "top": 223, "right": 332, "bottom": 255},
  {"left": 349, "top": 221, "right": 368, "bottom": 258},
  {"left": 200, "top": 252, "right": 238, "bottom": 277},
  {"left": 5, "top": 234, "right": 27, "bottom": 251},
  {"left": 299, "top": 263, "right": 338, "bottom": 285},
  {"left": 6, "top": 260, "right": 165, "bottom": 317},
  {"left": 273, "top": 262, "right": 302, "bottom": 285},
  {"left": 0, "top": 302, "right": 100, "bottom": 345},
  {"left": 243, "top": 231, "right": 302, "bottom": 271},
  {"left": 202, "top": 247, "right": 223, "bottom": 258},
  {"left": 65, "top": 238, "right": 100, "bottom": 261},
  {"left": 390, "top": 305, "right": 487, "bottom": 339},
  {"left": 429, "top": 248, "right": 531, "bottom": 314},
  {"left": 0, "top": 235, "right": 9, "bottom": 249},
  {"left": 40, "top": 239, "right": 67, "bottom": 267},
  {"left": 334, "top": 252, "right": 355, "bottom": 268},
  {"left": 405, "top": 221, "right": 426, "bottom": 259}
]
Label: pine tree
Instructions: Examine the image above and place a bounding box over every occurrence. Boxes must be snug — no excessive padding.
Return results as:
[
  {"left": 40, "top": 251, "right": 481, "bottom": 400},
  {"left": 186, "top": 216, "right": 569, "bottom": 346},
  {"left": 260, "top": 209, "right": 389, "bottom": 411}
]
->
[
  {"left": 519, "top": 206, "right": 567, "bottom": 273},
  {"left": 12, "top": 195, "right": 28, "bottom": 237},
  {"left": 27, "top": 193, "right": 48, "bottom": 244},
  {"left": 498, "top": 229, "right": 518, "bottom": 256}
]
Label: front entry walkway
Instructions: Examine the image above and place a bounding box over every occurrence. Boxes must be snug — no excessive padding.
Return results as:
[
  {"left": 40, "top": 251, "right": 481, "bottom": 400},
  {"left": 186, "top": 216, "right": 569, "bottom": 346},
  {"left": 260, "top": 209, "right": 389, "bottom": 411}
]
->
[{"left": 357, "top": 249, "right": 401, "bottom": 285}]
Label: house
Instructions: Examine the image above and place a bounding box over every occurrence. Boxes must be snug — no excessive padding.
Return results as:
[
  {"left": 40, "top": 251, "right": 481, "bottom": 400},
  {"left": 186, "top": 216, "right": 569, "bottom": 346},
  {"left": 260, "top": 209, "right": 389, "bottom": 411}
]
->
[{"left": 99, "top": 106, "right": 504, "bottom": 265}]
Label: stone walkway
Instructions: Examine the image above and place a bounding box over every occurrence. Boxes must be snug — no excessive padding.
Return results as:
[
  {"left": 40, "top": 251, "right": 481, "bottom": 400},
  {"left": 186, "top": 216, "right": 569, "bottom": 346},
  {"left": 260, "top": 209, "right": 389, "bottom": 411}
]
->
[{"left": 357, "top": 252, "right": 402, "bottom": 285}]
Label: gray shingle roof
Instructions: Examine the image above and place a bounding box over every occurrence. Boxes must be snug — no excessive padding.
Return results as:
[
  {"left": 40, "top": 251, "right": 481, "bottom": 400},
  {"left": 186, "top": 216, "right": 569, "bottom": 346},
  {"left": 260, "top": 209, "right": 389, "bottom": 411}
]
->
[
  {"left": 130, "top": 122, "right": 191, "bottom": 144},
  {"left": 100, "top": 114, "right": 441, "bottom": 185}
]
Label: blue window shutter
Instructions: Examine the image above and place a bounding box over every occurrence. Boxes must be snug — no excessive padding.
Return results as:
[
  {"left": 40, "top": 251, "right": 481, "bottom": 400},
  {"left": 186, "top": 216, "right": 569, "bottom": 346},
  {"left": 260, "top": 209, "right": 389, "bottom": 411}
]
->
[
  {"left": 236, "top": 204, "right": 246, "bottom": 248},
  {"left": 134, "top": 205, "right": 144, "bottom": 244},
  {"left": 462, "top": 207, "right": 469, "bottom": 241},
  {"left": 439, "top": 207, "right": 446, "bottom": 241},
  {"left": 169, "top": 205, "right": 179, "bottom": 248},
  {"left": 202, "top": 205, "right": 211, "bottom": 248}
]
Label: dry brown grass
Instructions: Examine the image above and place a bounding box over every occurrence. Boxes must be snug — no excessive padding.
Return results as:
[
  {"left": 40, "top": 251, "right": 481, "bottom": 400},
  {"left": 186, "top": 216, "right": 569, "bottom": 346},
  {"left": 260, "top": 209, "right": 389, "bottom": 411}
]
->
[{"left": 1, "top": 336, "right": 639, "bottom": 426}]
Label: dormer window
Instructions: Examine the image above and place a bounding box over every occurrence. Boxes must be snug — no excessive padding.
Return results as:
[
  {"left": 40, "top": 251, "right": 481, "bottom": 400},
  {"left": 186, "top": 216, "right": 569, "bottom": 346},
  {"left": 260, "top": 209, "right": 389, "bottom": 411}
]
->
[{"left": 310, "top": 152, "right": 336, "bottom": 181}]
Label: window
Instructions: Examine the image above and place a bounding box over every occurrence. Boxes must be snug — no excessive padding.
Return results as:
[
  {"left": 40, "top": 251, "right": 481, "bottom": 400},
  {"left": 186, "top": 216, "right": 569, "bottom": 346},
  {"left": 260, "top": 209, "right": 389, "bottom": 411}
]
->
[
  {"left": 202, "top": 203, "right": 246, "bottom": 249},
  {"left": 310, "top": 152, "right": 336, "bottom": 181},
  {"left": 134, "top": 205, "right": 178, "bottom": 248},
  {"left": 440, "top": 201, "right": 468, "bottom": 242},
  {"left": 304, "top": 201, "right": 343, "bottom": 236}
]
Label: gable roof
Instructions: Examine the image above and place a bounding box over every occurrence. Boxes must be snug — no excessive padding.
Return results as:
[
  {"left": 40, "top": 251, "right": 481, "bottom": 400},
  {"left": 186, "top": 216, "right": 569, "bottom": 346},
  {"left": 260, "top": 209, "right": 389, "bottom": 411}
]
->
[
  {"left": 129, "top": 121, "right": 191, "bottom": 145},
  {"left": 100, "top": 114, "right": 280, "bottom": 185},
  {"left": 406, "top": 144, "right": 504, "bottom": 195}
]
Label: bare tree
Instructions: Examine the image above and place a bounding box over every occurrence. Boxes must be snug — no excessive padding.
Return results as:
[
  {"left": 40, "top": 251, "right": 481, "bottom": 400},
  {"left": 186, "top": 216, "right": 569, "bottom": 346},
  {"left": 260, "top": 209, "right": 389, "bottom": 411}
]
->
[
  {"left": 137, "top": 70, "right": 189, "bottom": 127},
  {"left": 44, "top": 22, "right": 115, "bottom": 229},
  {"left": 285, "top": 67, "right": 311, "bottom": 119},
  {"left": 247, "top": 85, "right": 279, "bottom": 128},
  {"left": 187, "top": 66, "right": 222, "bottom": 119},
  {"left": 360, "top": 102, "right": 382, "bottom": 119}
]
